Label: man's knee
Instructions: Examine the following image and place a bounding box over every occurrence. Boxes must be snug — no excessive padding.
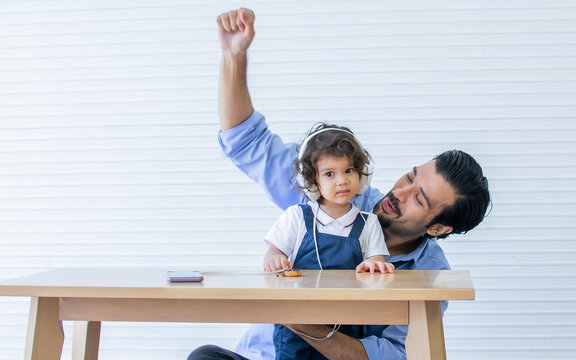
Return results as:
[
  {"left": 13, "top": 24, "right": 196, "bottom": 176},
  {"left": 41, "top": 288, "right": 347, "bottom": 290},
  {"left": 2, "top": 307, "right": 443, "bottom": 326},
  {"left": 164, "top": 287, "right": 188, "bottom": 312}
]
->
[
  {"left": 187, "top": 344, "right": 242, "bottom": 360},
  {"left": 187, "top": 344, "right": 221, "bottom": 360}
]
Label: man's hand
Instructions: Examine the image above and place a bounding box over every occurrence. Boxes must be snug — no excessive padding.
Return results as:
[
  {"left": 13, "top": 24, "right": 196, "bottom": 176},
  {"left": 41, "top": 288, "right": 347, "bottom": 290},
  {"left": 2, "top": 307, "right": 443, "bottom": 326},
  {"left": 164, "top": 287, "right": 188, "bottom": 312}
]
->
[
  {"left": 216, "top": 8, "right": 255, "bottom": 56},
  {"left": 216, "top": 8, "right": 255, "bottom": 130}
]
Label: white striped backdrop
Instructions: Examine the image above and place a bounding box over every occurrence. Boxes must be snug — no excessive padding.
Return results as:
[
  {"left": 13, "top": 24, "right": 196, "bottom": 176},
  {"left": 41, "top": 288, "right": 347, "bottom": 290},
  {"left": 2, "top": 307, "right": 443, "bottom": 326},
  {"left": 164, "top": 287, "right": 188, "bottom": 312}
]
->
[{"left": 0, "top": 1, "right": 575, "bottom": 359}]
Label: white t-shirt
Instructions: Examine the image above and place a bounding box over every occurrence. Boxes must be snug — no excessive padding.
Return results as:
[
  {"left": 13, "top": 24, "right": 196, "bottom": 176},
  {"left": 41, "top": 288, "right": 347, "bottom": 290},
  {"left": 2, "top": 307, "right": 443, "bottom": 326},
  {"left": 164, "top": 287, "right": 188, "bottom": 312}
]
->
[{"left": 264, "top": 201, "right": 389, "bottom": 263}]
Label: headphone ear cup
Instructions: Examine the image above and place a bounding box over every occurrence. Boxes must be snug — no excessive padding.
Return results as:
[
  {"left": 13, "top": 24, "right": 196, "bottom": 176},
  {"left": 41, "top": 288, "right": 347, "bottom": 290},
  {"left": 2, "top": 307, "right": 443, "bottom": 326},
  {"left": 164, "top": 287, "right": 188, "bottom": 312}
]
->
[
  {"left": 296, "top": 172, "right": 321, "bottom": 201},
  {"left": 357, "top": 164, "right": 373, "bottom": 195}
]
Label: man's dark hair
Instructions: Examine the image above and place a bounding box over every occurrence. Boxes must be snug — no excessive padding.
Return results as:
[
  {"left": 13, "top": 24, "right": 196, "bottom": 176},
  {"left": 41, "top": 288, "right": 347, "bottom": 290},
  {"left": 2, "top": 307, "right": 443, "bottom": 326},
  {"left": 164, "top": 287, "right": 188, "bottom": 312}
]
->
[{"left": 425, "top": 150, "right": 491, "bottom": 239}]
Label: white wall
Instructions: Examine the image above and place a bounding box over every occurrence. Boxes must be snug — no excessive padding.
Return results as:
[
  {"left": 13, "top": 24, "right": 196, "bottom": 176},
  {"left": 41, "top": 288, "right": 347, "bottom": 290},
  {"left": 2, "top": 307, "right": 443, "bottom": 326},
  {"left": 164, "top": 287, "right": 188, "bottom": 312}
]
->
[{"left": 0, "top": 1, "right": 575, "bottom": 359}]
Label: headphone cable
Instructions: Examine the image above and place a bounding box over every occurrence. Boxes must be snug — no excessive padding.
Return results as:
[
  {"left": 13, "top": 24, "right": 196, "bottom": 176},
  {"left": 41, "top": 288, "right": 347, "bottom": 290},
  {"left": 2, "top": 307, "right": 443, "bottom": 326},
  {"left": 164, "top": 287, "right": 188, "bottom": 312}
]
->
[{"left": 313, "top": 205, "right": 323, "bottom": 270}]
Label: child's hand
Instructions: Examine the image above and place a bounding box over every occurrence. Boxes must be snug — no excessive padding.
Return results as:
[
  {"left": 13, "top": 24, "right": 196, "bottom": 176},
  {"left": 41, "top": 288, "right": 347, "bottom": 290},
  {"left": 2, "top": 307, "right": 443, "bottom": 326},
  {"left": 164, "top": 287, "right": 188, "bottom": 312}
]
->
[
  {"left": 264, "top": 254, "right": 292, "bottom": 273},
  {"left": 356, "top": 259, "right": 395, "bottom": 274}
]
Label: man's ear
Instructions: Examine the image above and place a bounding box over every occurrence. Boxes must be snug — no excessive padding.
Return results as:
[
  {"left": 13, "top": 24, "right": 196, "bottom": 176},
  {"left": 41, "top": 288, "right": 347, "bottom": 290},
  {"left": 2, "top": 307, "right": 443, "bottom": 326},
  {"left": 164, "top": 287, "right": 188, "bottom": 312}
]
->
[{"left": 426, "top": 223, "right": 453, "bottom": 237}]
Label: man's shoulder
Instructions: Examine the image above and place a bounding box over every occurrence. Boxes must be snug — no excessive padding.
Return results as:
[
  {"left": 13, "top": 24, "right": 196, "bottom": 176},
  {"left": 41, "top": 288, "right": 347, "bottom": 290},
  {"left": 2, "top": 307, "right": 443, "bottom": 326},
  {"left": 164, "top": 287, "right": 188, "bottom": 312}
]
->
[
  {"left": 393, "top": 238, "right": 451, "bottom": 271},
  {"left": 419, "top": 239, "right": 451, "bottom": 270}
]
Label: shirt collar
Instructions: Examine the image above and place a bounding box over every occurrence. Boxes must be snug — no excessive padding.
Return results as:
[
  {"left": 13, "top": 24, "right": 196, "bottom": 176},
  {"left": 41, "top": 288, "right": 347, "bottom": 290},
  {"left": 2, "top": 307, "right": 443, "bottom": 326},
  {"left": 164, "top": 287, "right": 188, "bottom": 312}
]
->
[{"left": 308, "top": 201, "right": 361, "bottom": 227}]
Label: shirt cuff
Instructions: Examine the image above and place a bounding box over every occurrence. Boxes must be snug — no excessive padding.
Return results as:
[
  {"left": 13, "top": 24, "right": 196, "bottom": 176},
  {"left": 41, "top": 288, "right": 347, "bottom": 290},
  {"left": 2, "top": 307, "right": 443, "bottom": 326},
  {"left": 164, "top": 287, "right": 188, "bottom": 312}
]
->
[{"left": 359, "top": 334, "right": 407, "bottom": 360}]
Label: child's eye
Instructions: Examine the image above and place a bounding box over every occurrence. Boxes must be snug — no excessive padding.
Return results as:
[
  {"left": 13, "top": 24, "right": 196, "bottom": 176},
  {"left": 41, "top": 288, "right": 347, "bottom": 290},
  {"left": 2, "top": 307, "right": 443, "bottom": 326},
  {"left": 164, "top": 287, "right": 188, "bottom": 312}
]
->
[
  {"left": 325, "top": 171, "right": 334, "bottom": 177},
  {"left": 345, "top": 168, "right": 355, "bottom": 174}
]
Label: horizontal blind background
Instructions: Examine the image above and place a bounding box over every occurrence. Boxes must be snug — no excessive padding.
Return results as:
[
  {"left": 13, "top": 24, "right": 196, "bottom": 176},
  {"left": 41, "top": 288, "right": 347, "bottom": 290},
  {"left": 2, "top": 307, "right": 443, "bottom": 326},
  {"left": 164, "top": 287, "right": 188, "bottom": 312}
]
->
[{"left": 0, "top": 0, "right": 575, "bottom": 359}]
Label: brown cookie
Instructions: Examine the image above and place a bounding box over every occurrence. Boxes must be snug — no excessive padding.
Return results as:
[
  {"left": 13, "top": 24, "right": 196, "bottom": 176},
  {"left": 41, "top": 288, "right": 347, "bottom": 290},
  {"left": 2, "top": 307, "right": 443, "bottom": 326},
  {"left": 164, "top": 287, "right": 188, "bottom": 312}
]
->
[{"left": 282, "top": 269, "right": 302, "bottom": 277}]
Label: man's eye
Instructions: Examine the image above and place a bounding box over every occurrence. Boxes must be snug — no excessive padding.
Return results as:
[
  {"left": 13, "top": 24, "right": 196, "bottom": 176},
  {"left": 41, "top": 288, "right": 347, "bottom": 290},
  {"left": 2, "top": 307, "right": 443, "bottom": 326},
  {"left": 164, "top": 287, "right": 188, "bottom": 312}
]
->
[
  {"left": 415, "top": 194, "right": 423, "bottom": 207},
  {"left": 407, "top": 175, "right": 413, "bottom": 183}
]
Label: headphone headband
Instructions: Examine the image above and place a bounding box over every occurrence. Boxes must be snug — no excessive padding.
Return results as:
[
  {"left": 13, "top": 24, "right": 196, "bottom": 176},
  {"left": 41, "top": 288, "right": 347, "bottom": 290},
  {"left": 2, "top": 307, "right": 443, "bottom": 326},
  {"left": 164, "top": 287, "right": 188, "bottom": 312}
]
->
[{"left": 298, "top": 127, "right": 356, "bottom": 161}]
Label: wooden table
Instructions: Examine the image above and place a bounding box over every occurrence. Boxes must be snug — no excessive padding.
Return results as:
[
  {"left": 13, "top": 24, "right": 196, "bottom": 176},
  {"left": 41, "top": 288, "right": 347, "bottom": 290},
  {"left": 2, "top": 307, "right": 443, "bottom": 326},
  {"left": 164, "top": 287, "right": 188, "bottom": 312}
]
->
[{"left": 0, "top": 268, "right": 474, "bottom": 360}]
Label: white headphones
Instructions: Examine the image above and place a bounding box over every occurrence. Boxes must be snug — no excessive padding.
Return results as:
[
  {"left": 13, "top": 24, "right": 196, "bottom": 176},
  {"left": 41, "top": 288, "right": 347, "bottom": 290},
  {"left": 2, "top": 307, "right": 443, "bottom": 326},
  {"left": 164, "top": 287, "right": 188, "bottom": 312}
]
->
[{"left": 296, "top": 127, "right": 373, "bottom": 201}]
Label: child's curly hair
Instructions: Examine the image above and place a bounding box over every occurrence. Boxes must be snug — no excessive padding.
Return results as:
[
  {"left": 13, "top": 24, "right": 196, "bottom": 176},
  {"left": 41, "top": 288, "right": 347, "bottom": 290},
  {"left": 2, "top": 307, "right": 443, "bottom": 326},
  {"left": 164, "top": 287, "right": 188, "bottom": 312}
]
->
[{"left": 295, "top": 123, "right": 372, "bottom": 199}]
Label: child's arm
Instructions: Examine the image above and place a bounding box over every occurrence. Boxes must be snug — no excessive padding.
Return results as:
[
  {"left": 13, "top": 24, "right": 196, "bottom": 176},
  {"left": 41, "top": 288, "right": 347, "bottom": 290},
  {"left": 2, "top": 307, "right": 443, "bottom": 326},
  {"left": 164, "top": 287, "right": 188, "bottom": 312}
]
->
[
  {"left": 263, "top": 244, "right": 292, "bottom": 272},
  {"left": 356, "top": 255, "right": 395, "bottom": 274}
]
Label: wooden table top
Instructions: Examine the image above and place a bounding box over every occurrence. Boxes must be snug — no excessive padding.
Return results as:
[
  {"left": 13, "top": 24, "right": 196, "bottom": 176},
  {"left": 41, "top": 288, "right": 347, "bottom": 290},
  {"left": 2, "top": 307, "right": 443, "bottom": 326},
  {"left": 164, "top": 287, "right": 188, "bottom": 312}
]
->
[{"left": 0, "top": 268, "right": 474, "bottom": 301}]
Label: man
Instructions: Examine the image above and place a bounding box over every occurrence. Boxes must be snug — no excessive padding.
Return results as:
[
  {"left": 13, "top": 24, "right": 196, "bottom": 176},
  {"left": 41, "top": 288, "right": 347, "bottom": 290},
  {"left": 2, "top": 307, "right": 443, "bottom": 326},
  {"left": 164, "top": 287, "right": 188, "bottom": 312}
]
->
[{"left": 189, "top": 8, "right": 490, "bottom": 360}]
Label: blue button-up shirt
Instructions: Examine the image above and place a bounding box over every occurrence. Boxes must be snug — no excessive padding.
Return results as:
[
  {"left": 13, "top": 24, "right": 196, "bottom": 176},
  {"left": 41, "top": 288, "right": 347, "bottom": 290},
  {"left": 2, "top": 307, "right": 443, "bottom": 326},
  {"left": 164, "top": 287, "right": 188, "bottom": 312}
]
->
[{"left": 219, "top": 110, "right": 451, "bottom": 360}]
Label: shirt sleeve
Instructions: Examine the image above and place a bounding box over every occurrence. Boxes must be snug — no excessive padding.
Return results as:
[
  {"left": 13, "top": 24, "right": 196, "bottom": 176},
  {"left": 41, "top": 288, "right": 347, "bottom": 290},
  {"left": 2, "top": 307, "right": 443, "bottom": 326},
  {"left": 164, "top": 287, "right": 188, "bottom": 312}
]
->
[
  {"left": 361, "top": 213, "right": 389, "bottom": 259},
  {"left": 360, "top": 325, "right": 408, "bottom": 360},
  {"left": 234, "top": 324, "right": 275, "bottom": 360},
  {"left": 218, "top": 110, "right": 305, "bottom": 210}
]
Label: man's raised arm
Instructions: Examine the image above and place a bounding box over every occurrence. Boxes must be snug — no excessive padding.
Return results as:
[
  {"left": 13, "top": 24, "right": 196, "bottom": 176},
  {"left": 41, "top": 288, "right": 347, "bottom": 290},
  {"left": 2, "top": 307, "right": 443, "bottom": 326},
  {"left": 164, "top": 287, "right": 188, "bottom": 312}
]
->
[{"left": 216, "top": 8, "right": 256, "bottom": 130}]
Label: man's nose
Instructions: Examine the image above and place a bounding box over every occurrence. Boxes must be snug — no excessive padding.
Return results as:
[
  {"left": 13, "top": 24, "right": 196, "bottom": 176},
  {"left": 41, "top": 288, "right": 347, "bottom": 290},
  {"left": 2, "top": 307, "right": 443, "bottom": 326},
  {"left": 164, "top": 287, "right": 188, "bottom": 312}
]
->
[{"left": 393, "top": 184, "right": 413, "bottom": 202}]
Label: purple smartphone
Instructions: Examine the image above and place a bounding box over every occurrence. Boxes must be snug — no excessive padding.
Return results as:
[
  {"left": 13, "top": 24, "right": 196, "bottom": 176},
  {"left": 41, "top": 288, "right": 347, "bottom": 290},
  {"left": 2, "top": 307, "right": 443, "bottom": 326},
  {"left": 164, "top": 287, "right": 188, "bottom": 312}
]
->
[{"left": 167, "top": 270, "right": 204, "bottom": 282}]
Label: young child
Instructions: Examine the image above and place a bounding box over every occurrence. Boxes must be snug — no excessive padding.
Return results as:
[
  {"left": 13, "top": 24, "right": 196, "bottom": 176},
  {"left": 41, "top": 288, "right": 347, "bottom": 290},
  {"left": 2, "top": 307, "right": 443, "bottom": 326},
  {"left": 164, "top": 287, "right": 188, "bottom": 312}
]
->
[{"left": 263, "top": 123, "right": 394, "bottom": 360}]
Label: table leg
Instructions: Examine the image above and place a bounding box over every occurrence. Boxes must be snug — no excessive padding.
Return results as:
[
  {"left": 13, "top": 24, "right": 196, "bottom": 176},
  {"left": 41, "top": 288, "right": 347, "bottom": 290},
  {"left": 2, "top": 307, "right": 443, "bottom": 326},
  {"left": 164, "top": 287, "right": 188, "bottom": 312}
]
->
[
  {"left": 24, "top": 297, "right": 64, "bottom": 360},
  {"left": 72, "top": 321, "right": 101, "bottom": 360},
  {"left": 405, "top": 300, "right": 446, "bottom": 360}
]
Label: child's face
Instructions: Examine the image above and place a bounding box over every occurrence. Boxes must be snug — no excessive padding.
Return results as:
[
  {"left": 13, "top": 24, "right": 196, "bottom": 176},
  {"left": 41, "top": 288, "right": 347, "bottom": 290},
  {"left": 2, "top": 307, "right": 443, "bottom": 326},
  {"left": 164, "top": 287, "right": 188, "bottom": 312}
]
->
[{"left": 315, "top": 154, "right": 360, "bottom": 206}]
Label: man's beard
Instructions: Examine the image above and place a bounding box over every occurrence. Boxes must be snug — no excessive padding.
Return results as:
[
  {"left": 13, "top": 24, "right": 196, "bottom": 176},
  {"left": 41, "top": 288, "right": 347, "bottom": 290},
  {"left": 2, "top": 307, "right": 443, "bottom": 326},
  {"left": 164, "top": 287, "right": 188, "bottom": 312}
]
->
[
  {"left": 373, "top": 192, "right": 402, "bottom": 229},
  {"left": 377, "top": 213, "right": 393, "bottom": 229}
]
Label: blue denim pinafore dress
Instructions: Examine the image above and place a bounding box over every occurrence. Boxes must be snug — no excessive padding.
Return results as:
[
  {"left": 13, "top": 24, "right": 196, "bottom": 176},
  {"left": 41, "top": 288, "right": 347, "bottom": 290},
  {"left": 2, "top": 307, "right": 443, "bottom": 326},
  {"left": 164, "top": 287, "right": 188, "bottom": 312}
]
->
[{"left": 273, "top": 204, "right": 366, "bottom": 360}]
